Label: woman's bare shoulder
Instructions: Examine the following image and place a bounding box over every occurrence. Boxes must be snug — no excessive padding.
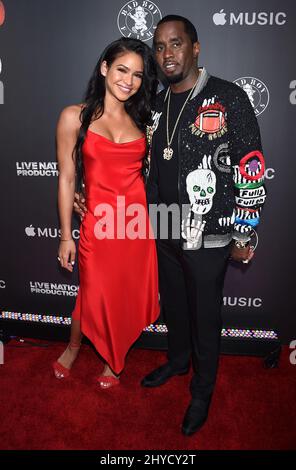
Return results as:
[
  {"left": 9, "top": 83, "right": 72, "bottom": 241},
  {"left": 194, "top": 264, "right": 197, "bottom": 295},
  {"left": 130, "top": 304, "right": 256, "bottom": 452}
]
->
[{"left": 57, "top": 104, "right": 83, "bottom": 134}]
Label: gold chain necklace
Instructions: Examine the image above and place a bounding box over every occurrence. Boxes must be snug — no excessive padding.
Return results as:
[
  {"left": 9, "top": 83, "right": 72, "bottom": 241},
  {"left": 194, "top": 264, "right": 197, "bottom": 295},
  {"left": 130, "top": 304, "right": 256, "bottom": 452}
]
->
[{"left": 163, "top": 78, "right": 199, "bottom": 161}]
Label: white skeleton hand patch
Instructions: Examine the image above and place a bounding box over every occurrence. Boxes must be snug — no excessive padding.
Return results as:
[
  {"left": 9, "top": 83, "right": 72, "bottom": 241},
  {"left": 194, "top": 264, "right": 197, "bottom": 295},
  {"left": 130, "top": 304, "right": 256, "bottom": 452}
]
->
[{"left": 182, "top": 212, "right": 206, "bottom": 250}]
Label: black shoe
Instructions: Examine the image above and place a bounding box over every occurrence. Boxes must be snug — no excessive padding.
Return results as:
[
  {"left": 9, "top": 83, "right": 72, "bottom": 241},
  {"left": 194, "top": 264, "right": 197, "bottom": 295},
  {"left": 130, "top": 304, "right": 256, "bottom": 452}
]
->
[
  {"left": 181, "top": 398, "right": 211, "bottom": 436},
  {"left": 141, "top": 362, "right": 189, "bottom": 388}
]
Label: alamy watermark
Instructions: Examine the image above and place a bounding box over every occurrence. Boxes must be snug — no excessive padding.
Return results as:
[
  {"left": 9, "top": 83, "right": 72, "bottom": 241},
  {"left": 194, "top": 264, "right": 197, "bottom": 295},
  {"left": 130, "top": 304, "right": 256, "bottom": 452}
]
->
[
  {"left": 289, "top": 340, "right": 296, "bottom": 365},
  {"left": 92, "top": 196, "right": 211, "bottom": 245}
]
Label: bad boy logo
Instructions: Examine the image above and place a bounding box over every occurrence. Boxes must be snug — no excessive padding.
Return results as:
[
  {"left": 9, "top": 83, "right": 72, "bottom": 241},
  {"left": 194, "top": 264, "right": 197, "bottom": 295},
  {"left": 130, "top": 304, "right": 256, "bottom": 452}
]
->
[
  {"left": 117, "top": 1, "right": 162, "bottom": 42},
  {"left": 234, "top": 77, "right": 270, "bottom": 116},
  {"left": 190, "top": 97, "right": 227, "bottom": 140}
]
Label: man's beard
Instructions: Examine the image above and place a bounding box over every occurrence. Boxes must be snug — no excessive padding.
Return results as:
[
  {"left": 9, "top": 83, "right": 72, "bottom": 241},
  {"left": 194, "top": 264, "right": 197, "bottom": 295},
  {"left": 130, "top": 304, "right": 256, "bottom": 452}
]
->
[{"left": 166, "top": 72, "right": 184, "bottom": 84}]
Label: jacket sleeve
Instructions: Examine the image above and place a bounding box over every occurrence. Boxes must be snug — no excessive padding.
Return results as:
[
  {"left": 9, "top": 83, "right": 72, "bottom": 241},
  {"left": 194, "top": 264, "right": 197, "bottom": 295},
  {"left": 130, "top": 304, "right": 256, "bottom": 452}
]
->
[
  {"left": 146, "top": 139, "right": 160, "bottom": 207},
  {"left": 228, "top": 87, "right": 267, "bottom": 242},
  {"left": 145, "top": 115, "right": 160, "bottom": 208}
]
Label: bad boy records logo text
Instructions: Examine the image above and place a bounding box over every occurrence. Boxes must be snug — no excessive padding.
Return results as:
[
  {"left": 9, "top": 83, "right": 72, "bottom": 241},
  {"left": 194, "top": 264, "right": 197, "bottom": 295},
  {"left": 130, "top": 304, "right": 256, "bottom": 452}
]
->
[
  {"left": 117, "top": 1, "right": 162, "bottom": 42},
  {"left": 234, "top": 77, "right": 270, "bottom": 116},
  {"left": 190, "top": 97, "right": 227, "bottom": 140}
]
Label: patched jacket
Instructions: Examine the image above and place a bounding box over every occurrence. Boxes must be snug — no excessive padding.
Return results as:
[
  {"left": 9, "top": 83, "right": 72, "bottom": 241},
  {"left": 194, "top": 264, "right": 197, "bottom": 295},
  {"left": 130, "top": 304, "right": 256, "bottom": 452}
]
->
[{"left": 146, "top": 68, "right": 266, "bottom": 249}]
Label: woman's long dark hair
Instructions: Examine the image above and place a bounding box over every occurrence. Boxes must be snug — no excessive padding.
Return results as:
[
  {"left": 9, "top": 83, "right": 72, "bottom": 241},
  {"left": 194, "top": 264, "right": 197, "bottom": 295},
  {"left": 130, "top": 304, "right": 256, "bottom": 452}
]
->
[{"left": 74, "top": 37, "right": 158, "bottom": 192}]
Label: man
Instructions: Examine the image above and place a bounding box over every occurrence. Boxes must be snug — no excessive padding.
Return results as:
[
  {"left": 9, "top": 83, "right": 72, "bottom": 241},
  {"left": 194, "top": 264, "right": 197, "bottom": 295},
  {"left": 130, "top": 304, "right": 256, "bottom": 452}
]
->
[
  {"left": 142, "top": 14, "right": 266, "bottom": 436},
  {"left": 74, "top": 15, "right": 266, "bottom": 436}
]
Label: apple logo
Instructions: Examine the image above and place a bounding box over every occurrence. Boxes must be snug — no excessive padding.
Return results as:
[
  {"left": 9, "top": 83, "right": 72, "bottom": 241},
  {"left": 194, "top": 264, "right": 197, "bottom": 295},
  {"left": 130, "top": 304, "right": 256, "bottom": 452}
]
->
[
  {"left": 25, "top": 224, "right": 36, "bottom": 237},
  {"left": 213, "top": 9, "right": 227, "bottom": 26},
  {"left": 0, "top": 1, "right": 5, "bottom": 27}
]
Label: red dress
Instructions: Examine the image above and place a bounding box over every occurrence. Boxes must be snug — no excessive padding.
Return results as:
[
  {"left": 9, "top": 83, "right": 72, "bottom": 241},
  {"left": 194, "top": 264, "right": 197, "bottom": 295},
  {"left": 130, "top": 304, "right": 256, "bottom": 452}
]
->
[{"left": 72, "top": 130, "right": 159, "bottom": 374}]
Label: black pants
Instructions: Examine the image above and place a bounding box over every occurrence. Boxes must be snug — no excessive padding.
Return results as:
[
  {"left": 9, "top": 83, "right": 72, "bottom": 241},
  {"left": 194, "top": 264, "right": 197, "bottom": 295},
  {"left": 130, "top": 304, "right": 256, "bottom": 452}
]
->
[{"left": 157, "top": 239, "right": 231, "bottom": 400}]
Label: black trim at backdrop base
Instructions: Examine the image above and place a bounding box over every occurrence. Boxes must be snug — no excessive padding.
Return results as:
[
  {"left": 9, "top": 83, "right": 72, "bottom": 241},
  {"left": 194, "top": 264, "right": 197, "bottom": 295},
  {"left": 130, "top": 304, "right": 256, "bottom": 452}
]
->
[{"left": 0, "top": 319, "right": 282, "bottom": 368}]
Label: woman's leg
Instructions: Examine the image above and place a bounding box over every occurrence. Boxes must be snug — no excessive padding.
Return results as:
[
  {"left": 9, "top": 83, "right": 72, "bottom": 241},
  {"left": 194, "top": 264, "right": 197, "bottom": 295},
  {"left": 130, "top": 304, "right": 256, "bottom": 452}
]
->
[
  {"left": 97, "top": 362, "right": 120, "bottom": 388},
  {"left": 101, "top": 363, "right": 120, "bottom": 379},
  {"left": 55, "top": 319, "right": 82, "bottom": 372}
]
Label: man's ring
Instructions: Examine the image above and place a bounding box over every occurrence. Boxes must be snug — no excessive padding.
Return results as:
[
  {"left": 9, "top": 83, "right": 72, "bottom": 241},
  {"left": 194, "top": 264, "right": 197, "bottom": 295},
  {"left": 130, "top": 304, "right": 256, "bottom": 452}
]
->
[{"left": 57, "top": 256, "right": 61, "bottom": 261}]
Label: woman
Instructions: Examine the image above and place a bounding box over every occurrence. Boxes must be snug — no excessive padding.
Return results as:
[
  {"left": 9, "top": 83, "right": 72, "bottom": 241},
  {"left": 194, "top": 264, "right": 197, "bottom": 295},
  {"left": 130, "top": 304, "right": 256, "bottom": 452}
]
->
[{"left": 53, "top": 38, "right": 159, "bottom": 388}]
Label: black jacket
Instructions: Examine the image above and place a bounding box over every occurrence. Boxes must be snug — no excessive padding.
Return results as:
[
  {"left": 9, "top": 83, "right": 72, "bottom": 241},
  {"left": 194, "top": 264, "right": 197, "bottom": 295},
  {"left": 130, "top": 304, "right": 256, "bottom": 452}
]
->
[{"left": 146, "top": 68, "right": 266, "bottom": 249}]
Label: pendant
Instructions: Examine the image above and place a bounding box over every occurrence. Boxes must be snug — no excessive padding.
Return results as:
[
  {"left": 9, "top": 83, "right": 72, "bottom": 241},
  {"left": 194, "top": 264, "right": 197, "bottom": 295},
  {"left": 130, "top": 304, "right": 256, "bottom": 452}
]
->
[{"left": 163, "top": 147, "right": 173, "bottom": 160}]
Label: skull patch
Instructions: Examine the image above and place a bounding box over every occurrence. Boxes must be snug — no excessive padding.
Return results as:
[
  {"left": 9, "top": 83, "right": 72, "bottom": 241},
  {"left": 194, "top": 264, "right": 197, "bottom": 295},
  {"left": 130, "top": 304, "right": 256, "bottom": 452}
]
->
[{"left": 186, "top": 169, "right": 217, "bottom": 215}]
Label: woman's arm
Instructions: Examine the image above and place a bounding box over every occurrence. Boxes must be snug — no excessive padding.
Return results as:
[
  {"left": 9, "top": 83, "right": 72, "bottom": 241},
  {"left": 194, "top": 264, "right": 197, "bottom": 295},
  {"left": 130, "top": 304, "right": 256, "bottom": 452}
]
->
[{"left": 56, "top": 105, "right": 80, "bottom": 271}]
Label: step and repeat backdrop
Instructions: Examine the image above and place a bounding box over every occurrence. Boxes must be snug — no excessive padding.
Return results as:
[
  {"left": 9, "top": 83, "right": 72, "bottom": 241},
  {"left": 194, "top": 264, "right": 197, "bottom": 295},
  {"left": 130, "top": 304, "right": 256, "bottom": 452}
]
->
[{"left": 0, "top": 0, "right": 295, "bottom": 343}]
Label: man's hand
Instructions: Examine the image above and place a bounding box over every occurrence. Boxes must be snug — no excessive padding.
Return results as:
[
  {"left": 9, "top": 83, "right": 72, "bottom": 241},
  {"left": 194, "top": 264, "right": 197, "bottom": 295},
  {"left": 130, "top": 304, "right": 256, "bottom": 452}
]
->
[
  {"left": 230, "top": 244, "right": 254, "bottom": 264},
  {"left": 74, "top": 192, "right": 87, "bottom": 220}
]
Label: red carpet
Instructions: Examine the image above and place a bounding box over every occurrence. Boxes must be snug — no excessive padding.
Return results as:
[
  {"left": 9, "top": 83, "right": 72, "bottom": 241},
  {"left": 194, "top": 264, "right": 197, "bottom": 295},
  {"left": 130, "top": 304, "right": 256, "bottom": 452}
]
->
[{"left": 0, "top": 339, "right": 295, "bottom": 450}]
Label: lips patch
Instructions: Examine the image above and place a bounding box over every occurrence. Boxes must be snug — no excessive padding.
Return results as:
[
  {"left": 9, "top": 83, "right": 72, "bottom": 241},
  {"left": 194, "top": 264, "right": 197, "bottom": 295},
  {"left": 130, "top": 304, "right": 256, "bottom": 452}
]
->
[{"left": 190, "top": 99, "right": 227, "bottom": 140}]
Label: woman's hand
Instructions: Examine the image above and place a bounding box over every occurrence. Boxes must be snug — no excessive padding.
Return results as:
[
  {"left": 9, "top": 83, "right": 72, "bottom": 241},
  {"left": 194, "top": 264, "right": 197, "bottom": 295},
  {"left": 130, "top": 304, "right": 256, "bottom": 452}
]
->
[
  {"left": 58, "top": 239, "right": 76, "bottom": 272},
  {"left": 74, "top": 191, "right": 87, "bottom": 221}
]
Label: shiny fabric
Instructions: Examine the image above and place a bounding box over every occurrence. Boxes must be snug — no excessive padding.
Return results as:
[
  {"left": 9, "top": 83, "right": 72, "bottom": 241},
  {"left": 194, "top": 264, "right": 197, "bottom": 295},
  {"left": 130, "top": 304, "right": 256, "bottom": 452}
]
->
[{"left": 72, "top": 130, "right": 159, "bottom": 374}]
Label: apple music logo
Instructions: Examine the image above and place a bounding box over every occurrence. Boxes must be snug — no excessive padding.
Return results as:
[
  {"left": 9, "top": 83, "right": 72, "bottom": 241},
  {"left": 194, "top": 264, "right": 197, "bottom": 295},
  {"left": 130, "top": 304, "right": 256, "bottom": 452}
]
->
[
  {"left": 25, "top": 225, "right": 37, "bottom": 237},
  {"left": 223, "top": 297, "right": 263, "bottom": 308},
  {"left": 213, "top": 9, "right": 227, "bottom": 25},
  {"left": 213, "top": 10, "right": 286, "bottom": 26},
  {"left": 25, "top": 226, "right": 80, "bottom": 240}
]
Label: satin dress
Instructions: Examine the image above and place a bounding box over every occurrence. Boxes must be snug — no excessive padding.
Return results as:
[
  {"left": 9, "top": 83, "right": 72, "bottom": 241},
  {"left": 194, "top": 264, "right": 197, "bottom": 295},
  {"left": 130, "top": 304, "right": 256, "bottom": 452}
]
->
[{"left": 72, "top": 130, "right": 159, "bottom": 374}]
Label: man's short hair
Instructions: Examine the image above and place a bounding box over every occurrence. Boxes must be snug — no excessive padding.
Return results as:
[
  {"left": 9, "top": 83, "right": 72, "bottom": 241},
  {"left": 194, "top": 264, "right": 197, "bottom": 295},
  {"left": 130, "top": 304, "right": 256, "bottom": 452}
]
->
[{"left": 154, "top": 15, "right": 198, "bottom": 44}]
